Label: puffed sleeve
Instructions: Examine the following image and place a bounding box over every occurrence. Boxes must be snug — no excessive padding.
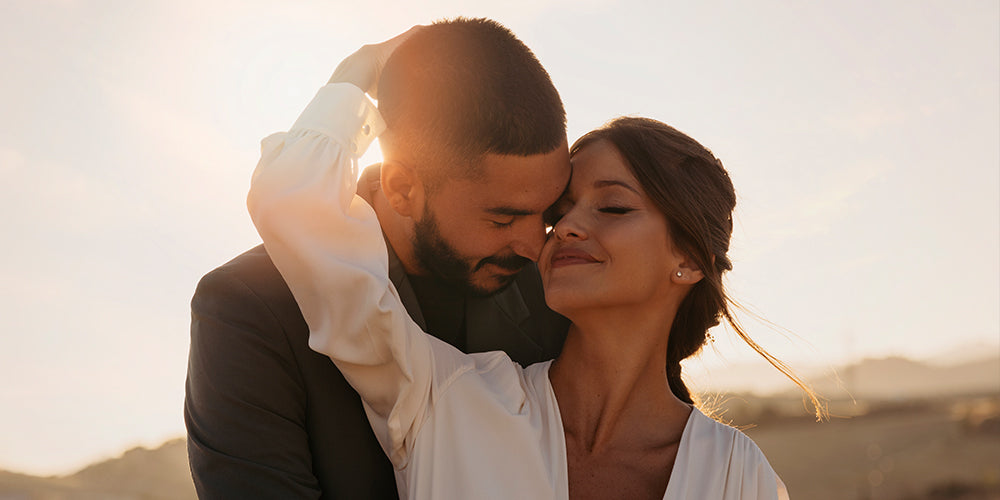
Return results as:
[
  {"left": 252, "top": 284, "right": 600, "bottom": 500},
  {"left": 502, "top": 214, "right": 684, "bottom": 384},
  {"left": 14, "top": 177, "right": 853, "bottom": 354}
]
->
[{"left": 247, "top": 83, "right": 435, "bottom": 467}]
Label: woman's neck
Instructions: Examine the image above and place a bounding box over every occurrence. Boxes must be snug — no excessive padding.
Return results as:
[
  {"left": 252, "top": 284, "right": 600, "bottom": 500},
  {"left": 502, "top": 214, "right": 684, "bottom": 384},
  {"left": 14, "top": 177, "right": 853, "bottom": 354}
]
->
[{"left": 549, "top": 305, "right": 691, "bottom": 454}]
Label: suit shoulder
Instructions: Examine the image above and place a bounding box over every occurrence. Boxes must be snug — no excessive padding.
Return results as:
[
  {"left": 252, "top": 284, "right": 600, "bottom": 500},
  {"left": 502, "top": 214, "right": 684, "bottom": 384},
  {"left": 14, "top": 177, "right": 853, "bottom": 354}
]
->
[
  {"left": 195, "top": 245, "right": 292, "bottom": 306},
  {"left": 191, "top": 245, "right": 306, "bottom": 342},
  {"left": 199, "top": 244, "right": 279, "bottom": 285}
]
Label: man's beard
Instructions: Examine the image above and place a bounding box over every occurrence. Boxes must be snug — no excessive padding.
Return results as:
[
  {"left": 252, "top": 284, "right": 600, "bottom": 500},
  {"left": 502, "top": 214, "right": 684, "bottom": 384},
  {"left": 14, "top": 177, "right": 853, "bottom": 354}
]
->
[{"left": 412, "top": 210, "right": 530, "bottom": 296}]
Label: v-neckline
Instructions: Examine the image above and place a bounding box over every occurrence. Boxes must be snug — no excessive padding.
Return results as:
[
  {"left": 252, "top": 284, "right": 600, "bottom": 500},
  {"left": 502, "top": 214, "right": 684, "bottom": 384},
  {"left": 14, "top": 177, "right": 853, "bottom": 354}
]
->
[{"left": 541, "top": 361, "right": 698, "bottom": 499}]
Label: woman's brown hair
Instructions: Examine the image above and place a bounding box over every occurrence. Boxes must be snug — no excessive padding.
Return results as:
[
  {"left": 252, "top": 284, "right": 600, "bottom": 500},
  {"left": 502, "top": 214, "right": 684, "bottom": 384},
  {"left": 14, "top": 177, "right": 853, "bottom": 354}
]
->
[{"left": 570, "top": 117, "right": 823, "bottom": 418}]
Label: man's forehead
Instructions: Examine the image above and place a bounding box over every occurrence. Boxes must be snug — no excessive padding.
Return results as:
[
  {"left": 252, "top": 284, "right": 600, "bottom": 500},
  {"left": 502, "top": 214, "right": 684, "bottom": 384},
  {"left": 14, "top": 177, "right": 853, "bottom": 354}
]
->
[
  {"left": 435, "top": 177, "right": 556, "bottom": 214},
  {"left": 453, "top": 180, "right": 542, "bottom": 207},
  {"left": 435, "top": 148, "right": 570, "bottom": 209}
]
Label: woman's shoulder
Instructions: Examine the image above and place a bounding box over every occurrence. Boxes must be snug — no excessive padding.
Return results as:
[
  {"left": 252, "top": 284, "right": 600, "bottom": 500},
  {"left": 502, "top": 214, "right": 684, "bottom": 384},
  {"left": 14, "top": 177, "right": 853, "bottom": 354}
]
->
[
  {"left": 671, "top": 408, "right": 788, "bottom": 499},
  {"left": 689, "top": 408, "right": 776, "bottom": 466}
]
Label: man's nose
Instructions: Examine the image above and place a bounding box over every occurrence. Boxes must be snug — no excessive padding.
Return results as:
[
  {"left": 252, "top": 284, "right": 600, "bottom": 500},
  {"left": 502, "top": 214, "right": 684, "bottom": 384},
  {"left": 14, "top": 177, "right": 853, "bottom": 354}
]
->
[{"left": 509, "top": 218, "right": 548, "bottom": 262}]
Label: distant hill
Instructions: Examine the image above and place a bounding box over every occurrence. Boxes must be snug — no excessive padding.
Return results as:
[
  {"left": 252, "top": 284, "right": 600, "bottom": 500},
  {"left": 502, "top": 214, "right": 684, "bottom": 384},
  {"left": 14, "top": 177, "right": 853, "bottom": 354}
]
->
[
  {"left": 0, "top": 438, "right": 195, "bottom": 500},
  {"left": 691, "top": 354, "right": 1000, "bottom": 401},
  {"left": 805, "top": 355, "right": 999, "bottom": 400}
]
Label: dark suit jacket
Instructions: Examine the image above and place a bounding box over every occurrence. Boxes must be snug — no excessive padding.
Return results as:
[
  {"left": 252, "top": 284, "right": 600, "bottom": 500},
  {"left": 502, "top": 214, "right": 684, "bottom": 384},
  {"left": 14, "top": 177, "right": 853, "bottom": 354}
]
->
[{"left": 184, "top": 168, "right": 569, "bottom": 499}]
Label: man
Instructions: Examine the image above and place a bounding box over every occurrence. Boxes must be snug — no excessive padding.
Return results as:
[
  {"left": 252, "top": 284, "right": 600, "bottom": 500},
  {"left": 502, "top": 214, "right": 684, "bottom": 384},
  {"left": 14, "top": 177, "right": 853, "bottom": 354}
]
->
[{"left": 185, "top": 18, "right": 571, "bottom": 498}]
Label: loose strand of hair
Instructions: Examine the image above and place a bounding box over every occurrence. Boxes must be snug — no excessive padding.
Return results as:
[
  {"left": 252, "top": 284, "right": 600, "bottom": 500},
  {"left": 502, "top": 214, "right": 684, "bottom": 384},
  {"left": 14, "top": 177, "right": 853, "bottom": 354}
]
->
[{"left": 721, "top": 302, "right": 828, "bottom": 421}]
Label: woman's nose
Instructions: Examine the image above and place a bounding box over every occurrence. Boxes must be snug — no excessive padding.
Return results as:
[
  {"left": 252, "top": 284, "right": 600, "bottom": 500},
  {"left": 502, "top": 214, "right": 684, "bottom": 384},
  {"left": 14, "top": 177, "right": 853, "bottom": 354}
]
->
[{"left": 552, "top": 209, "right": 587, "bottom": 241}]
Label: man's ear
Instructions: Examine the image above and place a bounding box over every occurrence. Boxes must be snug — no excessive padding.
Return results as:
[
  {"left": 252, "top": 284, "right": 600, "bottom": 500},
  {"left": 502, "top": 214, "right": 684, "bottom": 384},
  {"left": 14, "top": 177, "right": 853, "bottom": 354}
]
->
[{"left": 380, "top": 160, "right": 424, "bottom": 218}]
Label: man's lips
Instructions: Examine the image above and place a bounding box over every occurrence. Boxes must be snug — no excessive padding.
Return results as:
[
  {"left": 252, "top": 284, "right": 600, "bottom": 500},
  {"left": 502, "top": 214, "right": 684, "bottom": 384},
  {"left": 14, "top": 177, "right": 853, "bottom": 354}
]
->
[{"left": 550, "top": 247, "right": 600, "bottom": 269}]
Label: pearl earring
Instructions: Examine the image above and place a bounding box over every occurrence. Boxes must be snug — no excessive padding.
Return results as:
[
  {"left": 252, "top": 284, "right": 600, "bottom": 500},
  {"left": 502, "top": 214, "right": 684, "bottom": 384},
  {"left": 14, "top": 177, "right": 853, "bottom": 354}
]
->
[{"left": 675, "top": 271, "right": 683, "bottom": 278}]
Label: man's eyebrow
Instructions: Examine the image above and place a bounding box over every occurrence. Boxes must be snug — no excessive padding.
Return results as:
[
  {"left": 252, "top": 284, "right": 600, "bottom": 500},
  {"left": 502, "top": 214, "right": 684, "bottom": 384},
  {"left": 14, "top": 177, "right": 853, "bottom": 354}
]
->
[
  {"left": 594, "top": 179, "right": 640, "bottom": 194},
  {"left": 485, "top": 206, "right": 537, "bottom": 217}
]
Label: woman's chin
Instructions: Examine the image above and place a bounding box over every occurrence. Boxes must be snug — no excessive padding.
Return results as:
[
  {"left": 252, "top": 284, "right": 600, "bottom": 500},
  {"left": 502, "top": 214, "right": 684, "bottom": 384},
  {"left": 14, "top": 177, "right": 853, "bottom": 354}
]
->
[{"left": 542, "top": 287, "right": 593, "bottom": 319}]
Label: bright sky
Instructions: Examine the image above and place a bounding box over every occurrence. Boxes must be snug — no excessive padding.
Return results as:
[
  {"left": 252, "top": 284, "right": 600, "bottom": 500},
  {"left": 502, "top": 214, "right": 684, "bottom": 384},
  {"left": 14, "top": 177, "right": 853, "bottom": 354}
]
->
[{"left": 1, "top": 0, "right": 997, "bottom": 476}]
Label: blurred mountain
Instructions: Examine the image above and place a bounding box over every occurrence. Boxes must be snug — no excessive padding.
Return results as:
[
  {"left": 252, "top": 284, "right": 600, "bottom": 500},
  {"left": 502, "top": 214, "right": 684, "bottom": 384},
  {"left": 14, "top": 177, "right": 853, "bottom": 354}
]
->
[
  {"left": 693, "top": 353, "right": 1000, "bottom": 400},
  {"left": 923, "top": 339, "right": 1000, "bottom": 366},
  {"left": 817, "top": 355, "right": 1000, "bottom": 400},
  {"left": 0, "top": 438, "right": 195, "bottom": 500}
]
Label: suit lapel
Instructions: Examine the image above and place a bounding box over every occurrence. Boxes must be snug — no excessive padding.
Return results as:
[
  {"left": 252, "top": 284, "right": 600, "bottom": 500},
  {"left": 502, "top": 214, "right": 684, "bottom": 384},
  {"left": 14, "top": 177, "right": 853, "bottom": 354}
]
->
[
  {"left": 465, "top": 280, "right": 543, "bottom": 365},
  {"left": 385, "top": 236, "right": 427, "bottom": 331}
]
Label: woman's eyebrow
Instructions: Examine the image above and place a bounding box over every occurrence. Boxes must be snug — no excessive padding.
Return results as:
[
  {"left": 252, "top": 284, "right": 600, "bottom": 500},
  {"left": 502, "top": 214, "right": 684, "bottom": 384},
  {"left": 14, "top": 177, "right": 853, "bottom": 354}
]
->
[{"left": 594, "top": 179, "right": 639, "bottom": 194}]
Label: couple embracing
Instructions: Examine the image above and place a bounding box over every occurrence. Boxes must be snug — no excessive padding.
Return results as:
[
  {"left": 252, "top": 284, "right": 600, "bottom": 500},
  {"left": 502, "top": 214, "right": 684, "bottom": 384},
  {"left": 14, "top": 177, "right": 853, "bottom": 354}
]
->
[{"left": 186, "top": 18, "right": 814, "bottom": 499}]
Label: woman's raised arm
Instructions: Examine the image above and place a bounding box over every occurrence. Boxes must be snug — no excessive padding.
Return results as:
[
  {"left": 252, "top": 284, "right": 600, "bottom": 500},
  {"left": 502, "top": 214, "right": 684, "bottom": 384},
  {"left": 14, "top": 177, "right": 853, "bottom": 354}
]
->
[{"left": 247, "top": 81, "right": 432, "bottom": 468}]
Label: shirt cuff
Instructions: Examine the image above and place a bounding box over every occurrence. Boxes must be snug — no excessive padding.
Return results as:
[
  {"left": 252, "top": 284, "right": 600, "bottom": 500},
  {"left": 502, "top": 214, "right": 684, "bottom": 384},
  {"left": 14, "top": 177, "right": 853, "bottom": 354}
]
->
[{"left": 291, "top": 83, "right": 386, "bottom": 157}]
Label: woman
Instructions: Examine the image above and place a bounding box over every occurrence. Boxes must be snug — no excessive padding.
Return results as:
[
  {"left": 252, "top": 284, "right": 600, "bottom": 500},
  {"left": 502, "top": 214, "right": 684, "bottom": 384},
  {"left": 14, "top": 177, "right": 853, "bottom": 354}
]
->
[{"left": 250, "top": 108, "right": 815, "bottom": 498}]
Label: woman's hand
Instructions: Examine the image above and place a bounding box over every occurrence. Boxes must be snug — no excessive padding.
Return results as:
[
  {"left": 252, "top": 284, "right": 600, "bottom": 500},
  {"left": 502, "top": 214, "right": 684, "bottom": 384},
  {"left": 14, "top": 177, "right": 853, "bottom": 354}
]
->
[{"left": 328, "top": 25, "right": 425, "bottom": 99}]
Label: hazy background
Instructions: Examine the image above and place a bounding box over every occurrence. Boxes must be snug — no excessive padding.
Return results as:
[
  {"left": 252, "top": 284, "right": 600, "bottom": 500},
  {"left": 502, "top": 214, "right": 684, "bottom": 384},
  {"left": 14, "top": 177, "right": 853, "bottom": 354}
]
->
[{"left": 1, "top": 0, "right": 997, "bottom": 477}]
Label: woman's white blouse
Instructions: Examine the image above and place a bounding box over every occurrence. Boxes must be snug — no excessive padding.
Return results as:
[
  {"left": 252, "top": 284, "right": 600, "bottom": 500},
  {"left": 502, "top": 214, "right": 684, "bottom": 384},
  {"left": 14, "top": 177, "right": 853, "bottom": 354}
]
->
[{"left": 248, "top": 83, "right": 790, "bottom": 500}]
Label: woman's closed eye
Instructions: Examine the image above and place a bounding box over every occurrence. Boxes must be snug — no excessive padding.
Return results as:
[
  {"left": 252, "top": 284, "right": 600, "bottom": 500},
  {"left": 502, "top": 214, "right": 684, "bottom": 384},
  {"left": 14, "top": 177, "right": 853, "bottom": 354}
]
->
[{"left": 598, "top": 206, "right": 635, "bottom": 215}]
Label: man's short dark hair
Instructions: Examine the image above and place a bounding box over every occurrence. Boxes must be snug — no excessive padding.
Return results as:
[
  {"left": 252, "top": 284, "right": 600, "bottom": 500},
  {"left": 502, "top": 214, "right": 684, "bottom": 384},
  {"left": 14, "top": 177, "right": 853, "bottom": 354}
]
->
[{"left": 377, "top": 17, "right": 566, "bottom": 186}]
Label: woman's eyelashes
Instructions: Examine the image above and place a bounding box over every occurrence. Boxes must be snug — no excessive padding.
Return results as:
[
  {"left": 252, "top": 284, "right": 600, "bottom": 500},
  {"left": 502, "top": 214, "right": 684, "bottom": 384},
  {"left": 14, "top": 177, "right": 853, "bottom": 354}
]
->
[
  {"left": 544, "top": 203, "right": 635, "bottom": 228},
  {"left": 598, "top": 205, "right": 635, "bottom": 215}
]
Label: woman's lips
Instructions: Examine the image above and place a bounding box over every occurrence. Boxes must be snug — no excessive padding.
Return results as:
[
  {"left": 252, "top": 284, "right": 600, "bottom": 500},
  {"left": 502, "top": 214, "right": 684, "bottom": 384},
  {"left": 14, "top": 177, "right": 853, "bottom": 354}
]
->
[{"left": 550, "top": 247, "right": 599, "bottom": 269}]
